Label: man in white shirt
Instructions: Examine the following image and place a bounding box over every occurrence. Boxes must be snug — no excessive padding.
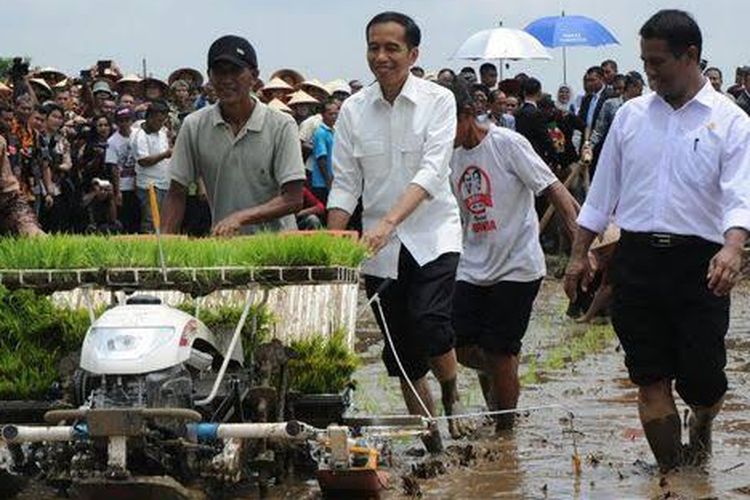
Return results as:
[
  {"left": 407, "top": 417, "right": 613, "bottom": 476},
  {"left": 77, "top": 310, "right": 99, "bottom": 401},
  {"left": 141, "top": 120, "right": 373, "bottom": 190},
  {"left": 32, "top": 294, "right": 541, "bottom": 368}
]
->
[
  {"left": 327, "top": 11, "right": 468, "bottom": 451},
  {"left": 106, "top": 106, "right": 139, "bottom": 233},
  {"left": 448, "top": 80, "right": 579, "bottom": 432},
  {"left": 131, "top": 99, "right": 172, "bottom": 233},
  {"left": 565, "top": 10, "right": 750, "bottom": 472}
]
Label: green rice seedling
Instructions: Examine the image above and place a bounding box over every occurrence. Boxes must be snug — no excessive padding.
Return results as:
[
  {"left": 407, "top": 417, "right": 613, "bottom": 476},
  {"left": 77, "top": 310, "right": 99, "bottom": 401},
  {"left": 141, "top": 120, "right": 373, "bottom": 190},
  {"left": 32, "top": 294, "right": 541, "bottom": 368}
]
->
[
  {"left": 287, "top": 330, "right": 359, "bottom": 395},
  {"left": 0, "top": 233, "right": 368, "bottom": 270}
]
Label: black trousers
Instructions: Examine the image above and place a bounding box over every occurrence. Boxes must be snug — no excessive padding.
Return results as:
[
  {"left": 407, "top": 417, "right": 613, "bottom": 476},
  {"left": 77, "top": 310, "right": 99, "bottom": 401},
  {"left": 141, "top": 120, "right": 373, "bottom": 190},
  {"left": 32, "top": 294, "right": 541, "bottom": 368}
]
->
[
  {"left": 611, "top": 231, "right": 729, "bottom": 407},
  {"left": 365, "top": 247, "right": 459, "bottom": 381}
]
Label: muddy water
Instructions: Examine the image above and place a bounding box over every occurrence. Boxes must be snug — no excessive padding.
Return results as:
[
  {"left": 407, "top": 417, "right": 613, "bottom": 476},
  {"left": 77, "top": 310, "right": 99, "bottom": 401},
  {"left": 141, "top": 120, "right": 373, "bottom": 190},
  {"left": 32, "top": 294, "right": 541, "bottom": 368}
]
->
[
  {"left": 273, "top": 280, "right": 750, "bottom": 499},
  {"left": 10, "top": 280, "right": 750, "bottom": 499}
]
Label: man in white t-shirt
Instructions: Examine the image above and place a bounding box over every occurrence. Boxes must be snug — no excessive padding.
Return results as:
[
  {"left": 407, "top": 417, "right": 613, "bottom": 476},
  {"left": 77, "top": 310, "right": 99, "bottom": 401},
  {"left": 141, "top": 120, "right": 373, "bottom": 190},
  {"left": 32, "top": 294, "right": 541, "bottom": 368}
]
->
[
  {"left": 131, "top": 99, "right": 172, "bottom": 233},
  {"left": 106, "top": 106, "right": 140, "bottom": 233},
  {"left": 447, "top": 80, "right": 579, "bottom": 431}
]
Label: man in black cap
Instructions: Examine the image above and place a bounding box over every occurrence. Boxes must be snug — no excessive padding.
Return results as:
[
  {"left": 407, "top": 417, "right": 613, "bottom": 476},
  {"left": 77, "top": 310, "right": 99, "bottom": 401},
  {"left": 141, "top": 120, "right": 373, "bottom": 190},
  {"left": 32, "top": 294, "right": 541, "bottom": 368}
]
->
[{"left": 163, "top": 35, "right": 305, "bottom": 235}]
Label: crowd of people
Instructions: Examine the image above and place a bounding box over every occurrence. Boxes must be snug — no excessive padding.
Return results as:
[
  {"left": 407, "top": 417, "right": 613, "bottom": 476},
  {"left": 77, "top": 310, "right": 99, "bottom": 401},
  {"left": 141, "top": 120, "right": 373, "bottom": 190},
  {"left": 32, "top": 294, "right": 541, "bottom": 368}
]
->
[
  {"left": 1, "top": 28, "right": 749, "bottom": 239},
  {"left": 1, "top": 7, "right": 749, "bottom": 479}
]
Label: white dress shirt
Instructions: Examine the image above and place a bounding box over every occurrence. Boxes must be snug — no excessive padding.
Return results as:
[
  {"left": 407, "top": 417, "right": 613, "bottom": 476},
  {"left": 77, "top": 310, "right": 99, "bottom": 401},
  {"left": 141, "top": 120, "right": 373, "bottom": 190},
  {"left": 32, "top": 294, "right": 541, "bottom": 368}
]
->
[
  {"left": 328, "top": 74, "right": 462, "bottom": 278},
  {"left": 578, "top": 81, "right": 750, "bottom": 244}
]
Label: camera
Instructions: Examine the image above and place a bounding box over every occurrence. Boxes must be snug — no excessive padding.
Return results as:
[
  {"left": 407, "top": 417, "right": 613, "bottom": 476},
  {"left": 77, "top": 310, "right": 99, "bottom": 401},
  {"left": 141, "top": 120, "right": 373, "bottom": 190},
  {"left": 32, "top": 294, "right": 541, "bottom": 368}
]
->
[
  {"left": 97, "top": 60, "right": 112, "bottom": 75},
  {"left": 10, "top": 57, "right": 30, "bottom": 79},
  {"left": 92, "top": 177, "right": 112, "bottom": 189}
]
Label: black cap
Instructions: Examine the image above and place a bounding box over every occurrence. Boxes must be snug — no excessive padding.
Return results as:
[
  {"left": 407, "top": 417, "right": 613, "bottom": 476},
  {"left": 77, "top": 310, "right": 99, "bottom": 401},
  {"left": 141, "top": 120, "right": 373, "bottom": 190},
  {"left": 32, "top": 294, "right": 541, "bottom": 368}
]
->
[{"left": 208, "top": 35, "right": 258, "bottom": 71}]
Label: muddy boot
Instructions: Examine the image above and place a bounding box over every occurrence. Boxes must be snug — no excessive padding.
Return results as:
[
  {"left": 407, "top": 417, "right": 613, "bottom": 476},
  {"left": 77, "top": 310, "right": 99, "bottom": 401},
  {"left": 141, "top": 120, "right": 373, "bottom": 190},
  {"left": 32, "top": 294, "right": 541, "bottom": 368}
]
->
[
  {"left": 421, "top": 422, "right": 443, "bottom": 454},
  {"left": 643, "top": 414, "right": 683, "bottom": 473},
  {"left": 686, "top": 400, "right": 722, "bottom": 465}
]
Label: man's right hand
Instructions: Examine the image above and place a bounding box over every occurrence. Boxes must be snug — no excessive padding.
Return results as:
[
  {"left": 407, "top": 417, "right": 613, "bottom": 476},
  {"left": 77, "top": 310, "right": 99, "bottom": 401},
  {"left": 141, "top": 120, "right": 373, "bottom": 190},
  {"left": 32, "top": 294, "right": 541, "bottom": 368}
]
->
[{"left": 563, "top": 255, "right": 593, "bottom": 303}]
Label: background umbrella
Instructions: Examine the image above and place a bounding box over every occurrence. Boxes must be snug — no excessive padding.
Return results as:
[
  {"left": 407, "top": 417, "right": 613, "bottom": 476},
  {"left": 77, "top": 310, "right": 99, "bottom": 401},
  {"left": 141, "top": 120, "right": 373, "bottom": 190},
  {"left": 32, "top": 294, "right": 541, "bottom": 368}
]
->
[
  {"left": 453, "top": 27, "right": 552, "bottom": 80},
  {"left": 524, "top": 12, "right": 619, "bottom": 84}
]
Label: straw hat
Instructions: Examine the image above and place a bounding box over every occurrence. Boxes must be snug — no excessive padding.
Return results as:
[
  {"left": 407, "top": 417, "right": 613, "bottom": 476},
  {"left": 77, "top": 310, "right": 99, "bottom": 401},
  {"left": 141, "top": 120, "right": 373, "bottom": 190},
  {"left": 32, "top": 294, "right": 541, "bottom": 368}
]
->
[
  {"left": 270, "top": 68, "right": 305, "bottom": 88},
  {"left": 268, "top": 98, "right": 293, "bottom": 114},
  {"left": 590, "top": 224, "right": 621, "bottom": 251},
  {"left": 97, "top": 68, "right": 121, "bottom": 84},
  {"left": 286, "top": 90, "right": 319, "bottom": 107},
  {"left": 52, "top": 78, "right": 70, "bottom": 90},
  {"left": 29, "top": 78, "right": 53, "bottom": 96},
  {"left": 117, "top": 74, "right": 142, "bottom": 85},
  {"left": 263, "top": 77, "right": 294, "bottom": 92},
  {"left": 168, "top": 67, "right": 204, "bottom": 88},
  {"left": 299, "top": 79, "right": 330, "bottom": 98},
  {"left": 34, "top": 67, "right": 67, "bottom": 84},
  {"left": 325, "top": 79, "right": 350, "bottom": 96},
  {"left": 140, "top": 77, "right": 169, "bottom": 94}
]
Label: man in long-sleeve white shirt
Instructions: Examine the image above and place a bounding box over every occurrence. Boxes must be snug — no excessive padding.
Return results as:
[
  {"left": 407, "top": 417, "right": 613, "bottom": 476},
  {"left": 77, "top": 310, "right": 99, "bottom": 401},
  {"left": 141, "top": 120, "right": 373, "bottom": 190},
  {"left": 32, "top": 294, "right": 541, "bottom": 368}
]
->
[
  {"left": 565, "top": 10, "right": 750, "bottom": 472},
  {"left": 327, "top": 11, "right": 467, "bottom": 451}
]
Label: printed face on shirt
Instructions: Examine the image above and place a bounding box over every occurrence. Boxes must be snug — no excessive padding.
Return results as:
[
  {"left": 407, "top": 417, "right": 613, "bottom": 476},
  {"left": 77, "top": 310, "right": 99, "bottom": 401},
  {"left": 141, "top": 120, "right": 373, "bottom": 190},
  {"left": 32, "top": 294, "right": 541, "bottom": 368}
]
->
[
  {"left": 366, "top": 21, "right": 419, "bottom": 89},
  {"left": 457, "top": 165, "right": 497, "bottom": 233},
  {"left": 640, "top": 37, "right": 700, "bottom": 100}
]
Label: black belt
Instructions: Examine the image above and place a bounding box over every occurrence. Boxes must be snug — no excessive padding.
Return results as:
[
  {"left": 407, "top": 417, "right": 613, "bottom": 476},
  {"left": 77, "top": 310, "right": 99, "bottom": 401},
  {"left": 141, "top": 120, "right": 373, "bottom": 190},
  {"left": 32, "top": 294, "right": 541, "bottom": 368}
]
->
[{"left": 620, "top": 230, "right": 708, "bottom": 249}]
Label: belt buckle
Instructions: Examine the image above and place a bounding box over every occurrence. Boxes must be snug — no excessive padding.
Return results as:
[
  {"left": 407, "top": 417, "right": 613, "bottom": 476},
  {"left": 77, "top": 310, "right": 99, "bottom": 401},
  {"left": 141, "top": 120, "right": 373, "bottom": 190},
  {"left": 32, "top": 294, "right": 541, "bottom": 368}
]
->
[{"left": 651, "top": 233, "right": 673, "bottom": 248}]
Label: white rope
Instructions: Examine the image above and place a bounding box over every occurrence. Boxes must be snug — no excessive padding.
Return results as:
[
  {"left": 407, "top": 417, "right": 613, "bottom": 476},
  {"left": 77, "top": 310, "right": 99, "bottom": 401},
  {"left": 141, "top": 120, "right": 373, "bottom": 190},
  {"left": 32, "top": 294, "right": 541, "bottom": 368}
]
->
[
  {"left": 431, "top": 404, "right": 572, "bottom": 421},
  {"left": 363, "top": 287, "right": 577, "bottom": 425},
  {"left": 373, "top": 295, "right": 434, "bottom": 419}
]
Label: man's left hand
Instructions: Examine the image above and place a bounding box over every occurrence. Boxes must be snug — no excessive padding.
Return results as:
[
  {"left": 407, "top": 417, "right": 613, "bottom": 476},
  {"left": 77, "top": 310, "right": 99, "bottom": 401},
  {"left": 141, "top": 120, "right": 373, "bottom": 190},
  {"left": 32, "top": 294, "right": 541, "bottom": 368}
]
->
[
  {"left": 212, "top": 212, "right": 244, "bottom": 237},
  {"left": 707, "top": 244, "right": 744, "bottom": 296},
  {"left": 362, "top": 218, "right": 396, "bottom": 254}
]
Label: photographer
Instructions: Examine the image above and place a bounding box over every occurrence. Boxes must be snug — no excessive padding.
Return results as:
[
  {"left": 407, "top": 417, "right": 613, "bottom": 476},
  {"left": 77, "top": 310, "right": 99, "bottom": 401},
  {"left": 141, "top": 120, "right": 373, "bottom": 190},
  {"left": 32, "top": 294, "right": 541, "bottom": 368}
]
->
[
  {"left": 9, "top": 57, "right": 38, "bottom": 105},
  {"left": 79, "top": 114, "right": 120, "bottom": 234}
]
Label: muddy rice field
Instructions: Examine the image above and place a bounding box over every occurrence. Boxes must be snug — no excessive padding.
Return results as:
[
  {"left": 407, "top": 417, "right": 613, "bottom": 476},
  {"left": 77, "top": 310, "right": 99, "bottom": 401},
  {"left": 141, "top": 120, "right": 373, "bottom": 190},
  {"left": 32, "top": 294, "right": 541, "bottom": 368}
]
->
[
  {"left": 274, "top": 279, "right": 750, "bottom": 499},
  {"left": 7, "top": 279, "right": 750, "bottom": 499}
]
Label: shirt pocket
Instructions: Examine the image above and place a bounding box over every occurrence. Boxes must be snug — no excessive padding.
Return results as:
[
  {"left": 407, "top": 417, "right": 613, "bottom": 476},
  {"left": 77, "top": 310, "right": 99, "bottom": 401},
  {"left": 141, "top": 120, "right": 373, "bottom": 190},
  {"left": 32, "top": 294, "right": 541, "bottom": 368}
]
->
[
  {"left": 353, "top": 139, "right": 385, "bottom": 177},
  {"left": 400, "top": 136, "right": 423, "bottom": 174},
  {"left": 674, "top": 129, "right": 721, "bottom": 188}
]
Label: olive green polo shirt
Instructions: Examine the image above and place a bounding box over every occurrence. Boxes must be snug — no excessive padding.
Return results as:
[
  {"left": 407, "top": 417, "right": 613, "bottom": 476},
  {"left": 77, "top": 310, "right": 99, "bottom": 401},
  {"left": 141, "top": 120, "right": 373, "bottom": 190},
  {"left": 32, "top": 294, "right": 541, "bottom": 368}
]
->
[{"left": 171, "top": 98, "right": 305, "bottom": 233}]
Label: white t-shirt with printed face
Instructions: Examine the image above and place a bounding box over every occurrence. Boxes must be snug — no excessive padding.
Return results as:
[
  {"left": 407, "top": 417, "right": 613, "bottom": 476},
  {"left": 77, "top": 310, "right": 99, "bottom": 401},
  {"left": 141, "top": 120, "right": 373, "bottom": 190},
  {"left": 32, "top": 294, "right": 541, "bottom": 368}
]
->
[
  {"left": 450, "top": 125, "right": 557, "bottom": 285},
  {"left": 105, "top": 131, "right": 137, "bottom": 191},
  {"left": 131, "top": 126, "right": 170, "bottom": 190}
]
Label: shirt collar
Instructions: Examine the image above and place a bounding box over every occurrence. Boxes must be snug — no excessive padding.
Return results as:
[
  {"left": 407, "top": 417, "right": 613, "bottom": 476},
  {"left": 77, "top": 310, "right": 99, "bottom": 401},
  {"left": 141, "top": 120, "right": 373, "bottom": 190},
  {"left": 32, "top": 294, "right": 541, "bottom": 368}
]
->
[
  {"left": 211, "top": 95, "right": 267, "bottom": 132},
  {"left": 650, "top": 78, "right": 715, "bottom": 112},
  {"left": 373, "top": 73, "right": 419, "bottom": 105}
]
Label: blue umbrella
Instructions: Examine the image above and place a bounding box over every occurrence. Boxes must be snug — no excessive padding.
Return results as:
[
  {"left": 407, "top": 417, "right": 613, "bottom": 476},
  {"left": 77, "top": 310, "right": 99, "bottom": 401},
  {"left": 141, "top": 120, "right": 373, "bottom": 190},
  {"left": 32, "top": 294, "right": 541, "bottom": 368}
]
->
[{"left": 524, "top": 12, "right": 619, "bottom": 83}]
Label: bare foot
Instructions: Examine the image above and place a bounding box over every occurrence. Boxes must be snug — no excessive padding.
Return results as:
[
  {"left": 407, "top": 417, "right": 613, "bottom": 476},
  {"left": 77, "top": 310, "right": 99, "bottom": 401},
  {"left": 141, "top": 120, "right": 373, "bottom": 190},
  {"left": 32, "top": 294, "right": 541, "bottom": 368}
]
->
[
  {"left": 446, "top": 399, "right": 474, "bottom": 439},
  {"left": 421, "top": 422, "right": 444, "bottom": 454}
]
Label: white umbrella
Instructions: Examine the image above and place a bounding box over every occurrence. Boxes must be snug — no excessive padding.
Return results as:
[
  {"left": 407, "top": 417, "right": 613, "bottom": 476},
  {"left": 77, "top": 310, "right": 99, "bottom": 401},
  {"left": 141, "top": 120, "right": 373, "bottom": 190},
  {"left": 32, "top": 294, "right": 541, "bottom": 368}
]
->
[
  {"left": 453, "top": 28, "right": 553, "bottom": 60},
  {"left": 453, "top": 27, "right": 552, "bottom": 79}
]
